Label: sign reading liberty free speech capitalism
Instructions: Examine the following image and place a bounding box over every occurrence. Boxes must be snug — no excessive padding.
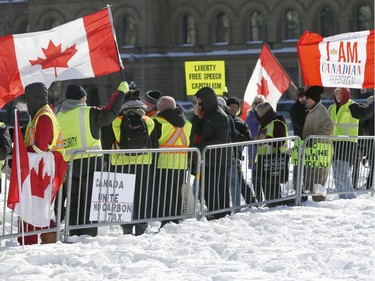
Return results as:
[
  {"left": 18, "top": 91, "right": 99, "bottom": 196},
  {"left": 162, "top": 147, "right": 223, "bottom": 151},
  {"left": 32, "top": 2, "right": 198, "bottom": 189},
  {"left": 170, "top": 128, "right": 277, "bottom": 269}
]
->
[
  {"left": 90, "top": 172, "right": 136, "bottom": 223},
  {"left": 184, "top": 61, "right": 226, "bottom": 95}
]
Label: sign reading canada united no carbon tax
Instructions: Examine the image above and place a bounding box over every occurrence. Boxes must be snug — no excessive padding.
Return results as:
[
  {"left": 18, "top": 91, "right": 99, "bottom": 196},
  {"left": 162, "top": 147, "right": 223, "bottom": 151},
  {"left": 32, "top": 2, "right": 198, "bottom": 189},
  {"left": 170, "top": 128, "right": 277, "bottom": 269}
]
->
[
  {"left": 184, "top": 61, "right": 226, "bottom": 96},
  {"left": 89, "top": 171, "right": 136, "bottom": 223}
]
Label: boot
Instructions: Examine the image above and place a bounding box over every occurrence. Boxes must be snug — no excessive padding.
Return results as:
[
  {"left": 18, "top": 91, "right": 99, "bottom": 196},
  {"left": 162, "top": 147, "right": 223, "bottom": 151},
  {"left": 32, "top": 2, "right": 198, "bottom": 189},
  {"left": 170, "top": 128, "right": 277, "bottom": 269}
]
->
[
  {"left": 41, "top": 232, "right": 57, "bottom": 244},
  {"left": 134, "top": 223, "right": 148, "bottom": 236},
  {"left": 121, "top": 224, "right": 134, "bottom": 235},
  {"left": 312, "top": 195, "right": 326, "bottom": 202}
]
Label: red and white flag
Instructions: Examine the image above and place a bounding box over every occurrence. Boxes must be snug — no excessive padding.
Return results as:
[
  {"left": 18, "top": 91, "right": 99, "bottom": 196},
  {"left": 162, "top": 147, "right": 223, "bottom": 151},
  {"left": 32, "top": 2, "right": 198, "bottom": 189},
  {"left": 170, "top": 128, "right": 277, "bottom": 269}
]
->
[
  {"left": 240, "top": 44, "right": 292, "bottom": 120},
  {"left": 297, "top": 30, "right": 374, "bottom": 89},
  {"left": 7, "top": 113, "right": 68, "bottom": 227},
  {"left": 0, "top": 6, "right": 122, "bottom": 108}
]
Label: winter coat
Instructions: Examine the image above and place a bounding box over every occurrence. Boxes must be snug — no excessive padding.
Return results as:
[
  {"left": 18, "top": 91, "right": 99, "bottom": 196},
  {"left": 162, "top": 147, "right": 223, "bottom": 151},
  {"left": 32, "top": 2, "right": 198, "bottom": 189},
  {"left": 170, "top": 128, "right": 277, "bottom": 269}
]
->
[
  {"left": 191, "top": 88, "right": 231, "bottom": 167},
  {"left": 230, "top": 114, "right": 252, "bottom": 142},
  {"left": 228, "top": 113, "right": 252, "bottom": 160},
  {"left": 0, "top": 122, "right": 11, "bottom": 160},
  {"left": 258, "top": 108, "right": 287, "bottom": 139},
  {"left": 290, "top": 100, "right": 306, "bottom": 138},
  {"left": 246, "top": 109, "right": 260, "bottom": 169},
  {"left": 329, "top": 95, "right": 373, "bottom": 163},
  {"left": 153, "top": 107, "right": 187, "bottom": 137},
  {"left": 302, "top": 101, "right": 333, "bottom": 141},
  {"left": 302, "top": 101, "right": 333, "bottom": 192},
  {"left": 59, "top": 90, "right": 124, "bottom": 141},
  {"left": 192, "top": 89, "right": 231, "bottom": 149}
]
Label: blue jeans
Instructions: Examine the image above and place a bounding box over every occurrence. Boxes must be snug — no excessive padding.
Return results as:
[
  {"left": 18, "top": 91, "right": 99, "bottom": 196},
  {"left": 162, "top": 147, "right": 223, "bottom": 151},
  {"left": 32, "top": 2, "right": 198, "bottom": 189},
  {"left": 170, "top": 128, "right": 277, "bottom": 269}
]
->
[{"left": 332, "top": 159, "right": 356, "bottom": 199}]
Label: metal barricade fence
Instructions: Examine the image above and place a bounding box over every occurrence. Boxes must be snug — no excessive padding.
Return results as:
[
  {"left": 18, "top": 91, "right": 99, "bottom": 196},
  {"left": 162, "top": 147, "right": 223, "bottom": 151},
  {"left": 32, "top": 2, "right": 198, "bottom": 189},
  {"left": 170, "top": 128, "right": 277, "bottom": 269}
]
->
[
  {"left": 60, "top": 147, "right": 201, "bottom": 241},
  {"left": 0, "top": 135, "right": 374, "bottom": 244},
  {"left": 300, "top": 135, "right": 375, "bottom": 200},
  {"left": 201, "top": 136, "right": 300, "bottom": 219}
]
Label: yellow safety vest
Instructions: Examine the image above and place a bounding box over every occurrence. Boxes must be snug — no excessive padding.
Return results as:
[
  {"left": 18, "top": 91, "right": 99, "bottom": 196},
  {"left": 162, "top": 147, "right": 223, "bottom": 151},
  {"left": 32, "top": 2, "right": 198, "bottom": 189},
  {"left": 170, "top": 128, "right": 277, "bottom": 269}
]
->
[
  {"left": 57, "top": 106, "right": 101, "bottom": 162},
  {"left": 111, "top": 115, "right": 155, "bottom": 165},
  {"left": 328, "top": 100, "right": 359, "bottom": 142},
  {"left": 153, "top": 117, "right": 192, "bottom": 169},
  {"left": 257, "top": 119, "right": 288, "bottom": 156},
  {"left": 25, "top": 105, "right": 65, "bottom": 155}
]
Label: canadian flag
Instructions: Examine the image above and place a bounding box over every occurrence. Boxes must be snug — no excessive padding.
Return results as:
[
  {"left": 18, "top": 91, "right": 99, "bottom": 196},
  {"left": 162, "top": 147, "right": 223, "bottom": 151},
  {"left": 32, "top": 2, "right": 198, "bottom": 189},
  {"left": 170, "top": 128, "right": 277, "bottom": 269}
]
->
[
  {"left": 0, "top": 6, "right": 122, "bottom": 108},
  {"left": 297, "top": 30, "right": 374, "bottom": 89},
  {"left": 240, "top": 44, "right": 292, "bottom": 120},
  {"left": 7, "top": 113, "right": 68, "bottom": 227}
]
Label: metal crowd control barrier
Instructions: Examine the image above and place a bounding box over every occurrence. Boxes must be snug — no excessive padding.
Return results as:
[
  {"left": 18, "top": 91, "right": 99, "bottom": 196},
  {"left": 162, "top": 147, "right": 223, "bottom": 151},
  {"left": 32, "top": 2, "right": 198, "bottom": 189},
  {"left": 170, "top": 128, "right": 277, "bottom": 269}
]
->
[
  {"left": 200, "top": 136, "right": 300, "bottom": 219},
  {"left": 0, "top": 135, "right": 374, "bottom": 245},
  {"left": 60, "top": 147, "right": 201, "bottom": 242},
  {"left": 300, "top": 135, "right": 375, "bottom": 200}
]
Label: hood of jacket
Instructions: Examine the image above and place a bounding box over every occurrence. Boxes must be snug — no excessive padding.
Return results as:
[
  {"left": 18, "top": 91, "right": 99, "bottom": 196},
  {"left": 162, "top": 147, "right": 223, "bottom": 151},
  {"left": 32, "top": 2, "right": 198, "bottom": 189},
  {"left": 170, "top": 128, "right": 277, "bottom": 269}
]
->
[
  {"left": 59, "top": 99, "right": 86, "bottom": 113},
  {"left": 24, "top": 83, "right": 49, "bottom": 119},
  {"left": 195, "top": 87, "right": 219, "bottom": 114},
  {"left": 157, "top": 107, "right": 186, "bottom": 127}
]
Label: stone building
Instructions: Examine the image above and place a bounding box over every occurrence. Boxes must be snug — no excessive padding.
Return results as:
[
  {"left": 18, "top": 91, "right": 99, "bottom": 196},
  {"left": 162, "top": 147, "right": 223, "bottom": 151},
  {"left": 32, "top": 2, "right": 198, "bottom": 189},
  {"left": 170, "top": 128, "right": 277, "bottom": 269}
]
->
[{"left": 0, "top": 0, "right": 373, "bottom": 106}]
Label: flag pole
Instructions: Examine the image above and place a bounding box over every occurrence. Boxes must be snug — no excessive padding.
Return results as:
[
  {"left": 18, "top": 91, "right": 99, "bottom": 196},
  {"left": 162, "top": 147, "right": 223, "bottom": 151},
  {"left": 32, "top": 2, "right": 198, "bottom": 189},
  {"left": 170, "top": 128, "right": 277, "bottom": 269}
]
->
[
  {"left": 106, "top": 4, "right": 126, "bottom": 82},
  {"left": 14, "top": 109, "right": 25, "bottom": 247}
]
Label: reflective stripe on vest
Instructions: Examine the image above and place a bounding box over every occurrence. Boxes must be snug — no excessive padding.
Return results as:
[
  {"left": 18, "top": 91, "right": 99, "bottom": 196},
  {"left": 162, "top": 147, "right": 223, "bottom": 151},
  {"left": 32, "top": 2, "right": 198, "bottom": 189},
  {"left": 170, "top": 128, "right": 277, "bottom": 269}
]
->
[
  {"left": 25, "top": 105, "right": 65, "bottom": 154},
  {"left": 57, "top": 106, "right": 102, "bottom": 161},
  {"left": 110, "top": 115, "right": 154, "bottom": 165},
  {"left": 329, "top": 100, "right": 359, "bottom": 142},
  {"left": 154, "top": 117, "right": 192, "bottom": 169}
]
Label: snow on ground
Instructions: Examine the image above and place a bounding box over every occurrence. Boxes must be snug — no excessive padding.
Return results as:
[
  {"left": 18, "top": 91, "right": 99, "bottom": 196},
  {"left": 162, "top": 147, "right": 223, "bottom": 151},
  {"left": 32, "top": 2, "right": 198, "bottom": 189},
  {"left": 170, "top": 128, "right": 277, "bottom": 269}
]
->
[{"left": 0, "top": 193, "right": 374, "bottom": 281}]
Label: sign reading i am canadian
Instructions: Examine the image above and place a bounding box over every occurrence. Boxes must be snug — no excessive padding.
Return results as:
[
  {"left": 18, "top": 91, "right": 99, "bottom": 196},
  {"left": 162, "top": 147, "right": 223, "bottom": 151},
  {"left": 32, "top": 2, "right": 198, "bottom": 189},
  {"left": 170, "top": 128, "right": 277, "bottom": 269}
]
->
[{"left": 297, "top": 30, "right": 374, "bottom": 89}]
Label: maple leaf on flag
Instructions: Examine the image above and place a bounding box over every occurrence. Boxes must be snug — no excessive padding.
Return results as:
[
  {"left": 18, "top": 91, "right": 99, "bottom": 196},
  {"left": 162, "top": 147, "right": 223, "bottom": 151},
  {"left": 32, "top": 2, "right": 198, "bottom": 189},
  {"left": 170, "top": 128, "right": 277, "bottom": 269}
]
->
[
  {"left": 30, "top": 158, "right": 51, "bottom": 198},
  {"left": 257, "top": 77, "right": 269, "bottom": 97},
  {"left": 29, "top": 40, "right": 78, "bottom": 78}
]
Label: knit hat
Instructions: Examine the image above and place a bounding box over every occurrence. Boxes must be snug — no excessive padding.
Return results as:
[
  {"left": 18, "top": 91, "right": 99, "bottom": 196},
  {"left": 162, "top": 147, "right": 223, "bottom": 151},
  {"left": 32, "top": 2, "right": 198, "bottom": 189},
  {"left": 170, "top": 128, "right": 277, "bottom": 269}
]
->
[
  {"left": 305, "top": 86, "right": 324, "bottom": 103},
  {"left": 125, "top": 89, "right": 142, "bottom": 102},
  {"left": 217, "top": 97, "right": 227, "bottom": 108},
  {"left": 144, "top": 90, "right": 162, "bottom": 105},
  {"left": 65, "top": 85, "right": 87, "bottom": 100},
  {"left": 157, "top": 96, "right": 176, "bottom": 112},
  {"left": 226, "top": 97, "right": 240, "bottom": 107}
]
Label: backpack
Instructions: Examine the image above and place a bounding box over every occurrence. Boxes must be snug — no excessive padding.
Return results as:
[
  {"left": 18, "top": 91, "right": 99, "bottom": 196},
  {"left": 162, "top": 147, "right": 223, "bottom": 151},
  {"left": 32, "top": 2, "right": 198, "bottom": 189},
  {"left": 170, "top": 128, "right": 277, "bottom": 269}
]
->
[{"left": 118, "top": 112, "right": 150, "bottom": 150}]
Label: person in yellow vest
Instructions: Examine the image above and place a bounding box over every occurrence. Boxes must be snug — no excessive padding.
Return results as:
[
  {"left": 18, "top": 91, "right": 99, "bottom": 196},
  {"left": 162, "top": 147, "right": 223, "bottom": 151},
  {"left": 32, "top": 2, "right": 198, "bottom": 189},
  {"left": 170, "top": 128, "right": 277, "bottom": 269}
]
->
[
  {"left": 151, "top": 96, "right": 192, "bottom": 227},
  {"left": 255, "top": 102, "right": 289, "bottom": 207},
  {"left": 57, "top": 82, "right": 128, "bottom": 237},
  {"left": 302, "top": 86, "right": 333, "bottom": 202},
  {"left": 0, "top": 120, "right": 12, "bottom": 194},
  {"left": 19, "top": 82, "right": 65, "bottom": 245},
  {"left": 328, "top": 87, "right": 374, "bottom": 199},
  {"left": 107, "top": 90, "right": 159, "bottom": 236}
]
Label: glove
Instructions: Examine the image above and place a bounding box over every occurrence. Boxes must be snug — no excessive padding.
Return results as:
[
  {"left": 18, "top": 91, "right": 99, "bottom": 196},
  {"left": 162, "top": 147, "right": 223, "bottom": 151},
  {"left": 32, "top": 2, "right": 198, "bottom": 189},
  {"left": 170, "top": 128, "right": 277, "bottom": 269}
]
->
[{"left": 117, "top": 81, "right": 129, "bottom": 94}]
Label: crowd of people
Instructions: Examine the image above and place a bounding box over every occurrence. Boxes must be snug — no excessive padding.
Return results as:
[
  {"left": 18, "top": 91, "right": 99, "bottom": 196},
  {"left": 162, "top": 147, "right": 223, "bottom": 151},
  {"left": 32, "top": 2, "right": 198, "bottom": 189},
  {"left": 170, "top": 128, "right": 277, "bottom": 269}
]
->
[{"left": 1, "top": 81, "right": 374, "bottom": 245}]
